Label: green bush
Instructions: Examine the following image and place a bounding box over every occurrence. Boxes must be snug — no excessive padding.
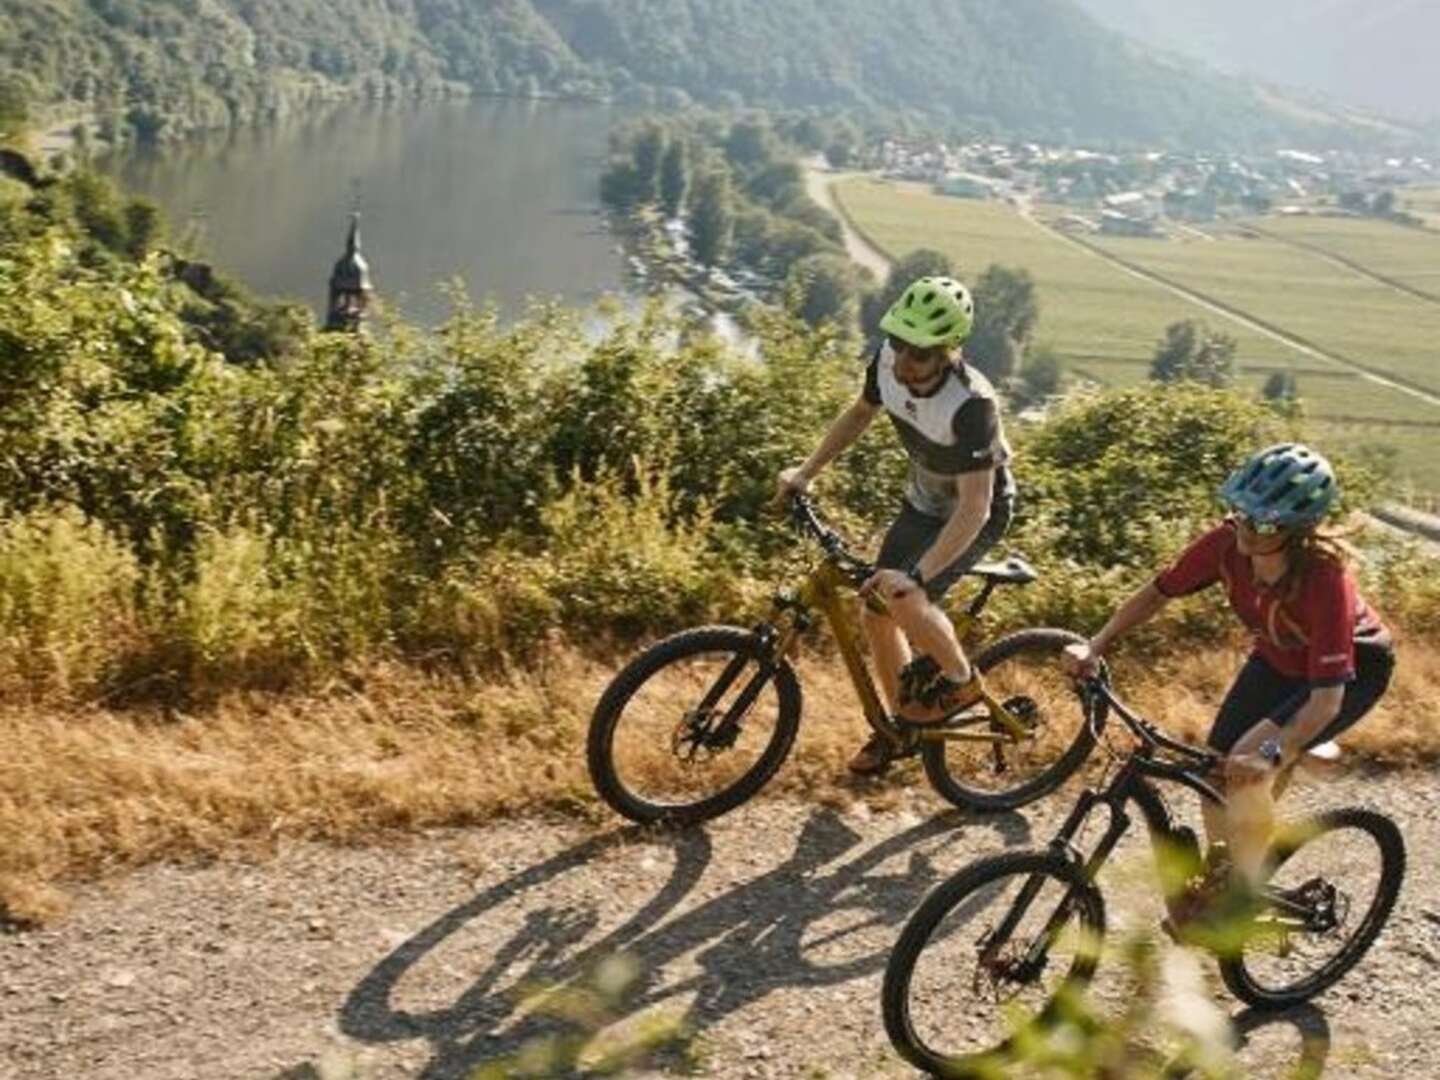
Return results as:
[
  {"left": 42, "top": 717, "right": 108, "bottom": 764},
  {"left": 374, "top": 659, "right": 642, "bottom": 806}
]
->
[
  {"left": 0, "top": 508, "right": 141, "bottom": 694},
  {"left": 0, "top": 205, "right": 1432, "bottom": 701}
]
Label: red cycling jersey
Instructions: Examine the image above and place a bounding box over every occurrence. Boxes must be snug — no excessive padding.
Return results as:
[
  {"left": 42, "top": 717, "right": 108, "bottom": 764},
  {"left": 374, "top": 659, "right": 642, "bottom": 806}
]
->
[{"left": 1153, "top": 521, "right": 1384, "bottom": 685}]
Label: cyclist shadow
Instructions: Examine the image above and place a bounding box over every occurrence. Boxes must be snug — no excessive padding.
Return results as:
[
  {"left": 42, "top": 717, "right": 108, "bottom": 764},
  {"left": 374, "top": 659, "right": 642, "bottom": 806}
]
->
[
  {"left": 1164, "top": 1003, "right": 1331, "bottom": 1078},
  {"left": 340, "top": 804, "right": 1032, "bottom": 1079}
]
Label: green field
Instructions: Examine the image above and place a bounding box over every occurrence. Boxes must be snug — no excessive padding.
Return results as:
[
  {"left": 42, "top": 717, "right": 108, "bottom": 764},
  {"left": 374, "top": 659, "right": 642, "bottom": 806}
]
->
[
  {"left": 834, "top": 178, "right": 1440, "bottom": 493},
  {"left": 1400, "top": 186, "right": 1440, "bottom": 229},
  {"left": 1088, "top": 228, "right": 1440, "bottom": 398},
  {"left": 1252, "top": 215, "right": 1440, "bottom": 299},
  {"left": 834, "top": 179, "right": 1297, "bottom": 369}
]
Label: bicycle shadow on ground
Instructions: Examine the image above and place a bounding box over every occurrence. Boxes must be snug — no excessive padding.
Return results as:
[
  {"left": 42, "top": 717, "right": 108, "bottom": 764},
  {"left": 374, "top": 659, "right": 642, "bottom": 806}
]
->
[
  {"left": 1164, "top": 1003, "right": 1331, "bottom": 1079},
  {"left": 340, "top": 804, "right": 1032, "bottom": 1079}
]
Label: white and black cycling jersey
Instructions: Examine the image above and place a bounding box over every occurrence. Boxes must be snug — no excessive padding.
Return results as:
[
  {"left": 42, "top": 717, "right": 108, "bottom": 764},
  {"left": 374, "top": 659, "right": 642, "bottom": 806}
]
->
[{"left": 862, "top": 341, "right": 1016, "bottom": 520}]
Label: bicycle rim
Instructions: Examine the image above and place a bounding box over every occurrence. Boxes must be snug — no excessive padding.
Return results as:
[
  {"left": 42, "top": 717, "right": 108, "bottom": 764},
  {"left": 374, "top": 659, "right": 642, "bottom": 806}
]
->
[
  {"left": 1220, "top": 808, "right": 1405, "bottom": 1009},
  {"left": 883, "top": 851, "right": 1105, "bottom": 1076},
  {"left": 588, "top": 626, "right": 801, "bottom": 824},
  {"left": 922, "top": 627, "right": 1095, "bottom": 812}
]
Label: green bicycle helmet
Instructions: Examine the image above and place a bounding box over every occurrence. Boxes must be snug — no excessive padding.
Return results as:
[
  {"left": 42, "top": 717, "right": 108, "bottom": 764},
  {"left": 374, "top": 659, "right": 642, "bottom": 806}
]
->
[
  {"left": 879, "top": 276, "right": 975, "bottom": 348},
  {"left": 1219, "top": 443, "right": 1338, "bottom": 529}
]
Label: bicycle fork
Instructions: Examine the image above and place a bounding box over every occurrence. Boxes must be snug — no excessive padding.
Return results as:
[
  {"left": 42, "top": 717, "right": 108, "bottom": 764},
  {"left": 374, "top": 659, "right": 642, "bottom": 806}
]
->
[{"left": 981, "top": 781, "right": 1139, "bottom": 983}]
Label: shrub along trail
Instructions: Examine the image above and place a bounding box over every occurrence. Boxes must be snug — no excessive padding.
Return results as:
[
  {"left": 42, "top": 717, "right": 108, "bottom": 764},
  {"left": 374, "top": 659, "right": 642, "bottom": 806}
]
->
[{"left": 2, "top": 771, "right": 1438, "bottom": 1079}]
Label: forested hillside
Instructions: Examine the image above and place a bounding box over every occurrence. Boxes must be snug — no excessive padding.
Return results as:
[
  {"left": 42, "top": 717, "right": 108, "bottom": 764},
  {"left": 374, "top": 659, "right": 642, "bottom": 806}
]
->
[{"left": 0, "top": 0, "right": 1416, "bottom": 149}]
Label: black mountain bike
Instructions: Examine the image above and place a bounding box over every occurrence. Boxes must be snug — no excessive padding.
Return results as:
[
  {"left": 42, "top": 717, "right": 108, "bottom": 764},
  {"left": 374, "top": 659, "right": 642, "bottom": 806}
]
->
[
  {"left": 587, "top": 494, "right": 1096, "bottom": 825},
  {"left": 882, "top": 674, "right": 1405, "bottom": 1078}
]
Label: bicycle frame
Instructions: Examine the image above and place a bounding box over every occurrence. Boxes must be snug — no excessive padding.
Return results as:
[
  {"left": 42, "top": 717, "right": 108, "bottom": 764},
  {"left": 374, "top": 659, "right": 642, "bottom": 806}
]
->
[
  {"left": 989, "top": 681, "right": 1230, "bottom": 965},
  {"left": 765, "top": 506, "right": 1032, "bottom": 749}
]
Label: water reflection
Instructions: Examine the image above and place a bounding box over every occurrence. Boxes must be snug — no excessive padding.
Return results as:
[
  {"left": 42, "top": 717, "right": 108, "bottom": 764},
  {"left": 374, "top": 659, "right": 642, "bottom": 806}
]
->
[{"left": 101, "top": 98, "right": 627, "bottom": 326}]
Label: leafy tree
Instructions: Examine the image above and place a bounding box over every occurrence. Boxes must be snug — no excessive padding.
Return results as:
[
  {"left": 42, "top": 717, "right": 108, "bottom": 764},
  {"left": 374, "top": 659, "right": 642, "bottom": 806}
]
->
[
  {"left": 1261, "top": 369, "right": 1302, "bottom": 419},
  {"left": 824, "top": 139, "right": 856, "bottom": 169},
  {"left": 1019, "top": 384, "right": 1283, "bottom": 567},
  {"left": 724, "top": 117, "right": 778, "bottom": 171},
  {"left": 1150, "top": 319, "right": 1236, "bottom": 389},
  {"left": 631, "top": 121, "right": 668, "bottom": 204},
  {"left": 690, "top": 170, "right": 735, "bottom": 268},
  {"left": 124, "top": 198, "right": 163, "bottom": 260},
  {"left": 658, "top": 138, "right": 689, "bottom": 218},
  {"left": 966, "top": 265, "right": 1038, "bottom": 382},
  {"left": 1014, "top": 346, "right": 1064, "bottom": 408},
  {"left": 785, "top": 253, "right": 860, "bottom": 329},
  {"left": 1261, "top": 370, "right": 1297, "bottom": 401},
  {"left": 0, "top": 75, "right": 28, "bottom": 143},
  {"left": 599, "top": 160, "right": 647, "bottom": 209}
]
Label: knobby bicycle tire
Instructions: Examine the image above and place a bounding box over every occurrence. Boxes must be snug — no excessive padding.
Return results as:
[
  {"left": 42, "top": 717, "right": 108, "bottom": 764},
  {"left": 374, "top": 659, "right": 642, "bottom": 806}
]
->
[
  {"left": 883, "top": 850, "right": 1106, "bottom": 1078},
  {"left": 922, "top": 627, "right": 1097, "bottom": 813},
  {"left": 1219, "top": 806, "right": 1405, "bottom": 1010},
  {"left": 587, "top": 625, "right": 801, "bottom": 825}
]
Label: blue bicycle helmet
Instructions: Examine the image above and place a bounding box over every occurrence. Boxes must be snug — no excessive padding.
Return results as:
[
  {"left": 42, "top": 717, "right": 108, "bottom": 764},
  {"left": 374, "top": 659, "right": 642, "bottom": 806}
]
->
[{"left": 1219, "top": 443, "right": 1337, "bottom": 529}]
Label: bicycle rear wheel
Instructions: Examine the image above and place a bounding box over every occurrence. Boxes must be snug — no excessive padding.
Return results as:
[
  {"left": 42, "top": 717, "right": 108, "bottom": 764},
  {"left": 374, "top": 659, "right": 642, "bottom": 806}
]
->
[
  {"left": 921, "top": 627, "right": 1096, "bottom": 812},
  {"left": 586, "top": 625, "right": 801, "bottom": 825},
  {"left": 1219, "top": 807, "right": 1405, "bottom": 1010},
  {"left": 882, "top": 850, "right": 1105, "bottom": 1077}
]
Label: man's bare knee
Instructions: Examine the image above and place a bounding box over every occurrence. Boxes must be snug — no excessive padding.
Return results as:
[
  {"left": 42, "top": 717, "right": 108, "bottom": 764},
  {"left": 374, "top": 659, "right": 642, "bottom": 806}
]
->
[
  {"left": 886, "top": 588, "right": 931, "bottom": 629},
  {"left": 860, "top": 605, "right": 894, "bottom": 630}
]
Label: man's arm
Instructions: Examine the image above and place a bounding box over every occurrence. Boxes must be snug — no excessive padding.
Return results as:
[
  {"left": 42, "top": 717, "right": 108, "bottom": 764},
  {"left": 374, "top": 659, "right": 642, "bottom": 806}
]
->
[
  {"left": 912, "top": 468, "right": 992, "bottom": 583},
  {"left": 784, "top": 395, "right": 879, "bottom": 490}
]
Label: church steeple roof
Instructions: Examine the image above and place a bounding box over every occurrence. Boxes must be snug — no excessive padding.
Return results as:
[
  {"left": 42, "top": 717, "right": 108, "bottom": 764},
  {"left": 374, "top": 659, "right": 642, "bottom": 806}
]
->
[{"left": 329, "top": 212, "right": 373, "bottom": 293}]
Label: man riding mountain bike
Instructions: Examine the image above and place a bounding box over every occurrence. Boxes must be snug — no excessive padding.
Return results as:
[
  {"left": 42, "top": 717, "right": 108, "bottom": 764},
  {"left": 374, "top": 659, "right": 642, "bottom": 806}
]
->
[{"left": 777, "top": 276, "right": 1017, "bottom": 775}]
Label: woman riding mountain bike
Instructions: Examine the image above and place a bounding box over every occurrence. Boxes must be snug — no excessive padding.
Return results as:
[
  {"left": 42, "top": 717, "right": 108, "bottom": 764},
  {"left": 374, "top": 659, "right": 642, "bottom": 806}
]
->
[{"left": 1064, "top": 442, "right": 1396, "bottom": 936}]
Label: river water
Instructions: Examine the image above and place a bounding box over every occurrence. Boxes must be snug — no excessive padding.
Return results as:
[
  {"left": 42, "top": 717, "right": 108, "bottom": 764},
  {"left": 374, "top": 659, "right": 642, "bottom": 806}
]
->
[{"left": 101, "top": 98, "right": 628, "bottom": 326}]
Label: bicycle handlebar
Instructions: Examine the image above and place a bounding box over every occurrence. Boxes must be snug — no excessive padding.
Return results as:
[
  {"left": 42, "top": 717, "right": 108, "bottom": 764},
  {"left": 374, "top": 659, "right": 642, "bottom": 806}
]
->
[
  {"left": 1078, "top": 674, "right": 1225, "bottom": 801},
  {"left": 786, "top": 493, "right": 876, "bottom": 587}
]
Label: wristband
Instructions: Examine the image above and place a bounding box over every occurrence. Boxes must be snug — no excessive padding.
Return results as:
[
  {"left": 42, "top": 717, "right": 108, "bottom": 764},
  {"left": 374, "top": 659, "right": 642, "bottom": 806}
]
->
[{"left": 905, "top": 564, "right": 926, "bottom": 590}]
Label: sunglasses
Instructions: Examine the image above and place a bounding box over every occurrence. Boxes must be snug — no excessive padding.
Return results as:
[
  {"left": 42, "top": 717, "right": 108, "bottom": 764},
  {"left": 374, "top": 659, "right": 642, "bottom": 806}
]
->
[
  {"left": 1230, "top": 512, "right": 1286, "bottom": 537},
  {"left": 887, "top": 333, "right": 947, "bottom": 364}
]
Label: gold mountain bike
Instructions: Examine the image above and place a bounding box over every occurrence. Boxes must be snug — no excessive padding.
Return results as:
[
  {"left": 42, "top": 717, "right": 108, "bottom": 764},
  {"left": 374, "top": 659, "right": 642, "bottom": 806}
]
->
[{"left": 587, "top": 494, "right": 1096, "bottom": 825}]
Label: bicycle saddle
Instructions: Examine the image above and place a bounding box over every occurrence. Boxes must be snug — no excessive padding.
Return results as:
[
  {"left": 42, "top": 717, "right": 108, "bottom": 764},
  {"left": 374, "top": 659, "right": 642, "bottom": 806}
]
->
[{"left": 967, "top": 556, "right": 1038, "bottom": 585}]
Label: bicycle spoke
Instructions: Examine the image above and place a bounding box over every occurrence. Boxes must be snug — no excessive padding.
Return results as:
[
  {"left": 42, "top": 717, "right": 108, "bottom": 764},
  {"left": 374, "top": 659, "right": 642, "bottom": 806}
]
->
[
  {"left": 1225, "top": 812, "right": 1401, "bottom": 1004},
  {"left": 601, "top": 641, "right": 790, "bottom": 815}
]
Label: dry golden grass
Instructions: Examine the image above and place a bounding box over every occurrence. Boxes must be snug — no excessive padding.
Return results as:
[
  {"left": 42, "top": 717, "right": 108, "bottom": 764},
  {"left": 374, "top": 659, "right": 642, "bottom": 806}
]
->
[{"left": 3, "top": 636, "right": 1437, "bottom": 926}]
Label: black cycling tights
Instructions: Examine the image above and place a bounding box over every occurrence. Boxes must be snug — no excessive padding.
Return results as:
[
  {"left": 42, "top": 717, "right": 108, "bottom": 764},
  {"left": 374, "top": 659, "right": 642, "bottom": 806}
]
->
[{"left": 1207, "top": 633, "right": 1396, "bottom": 755}]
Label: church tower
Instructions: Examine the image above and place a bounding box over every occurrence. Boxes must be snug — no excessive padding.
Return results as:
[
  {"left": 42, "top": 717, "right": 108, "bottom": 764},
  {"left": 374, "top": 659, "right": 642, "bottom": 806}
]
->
[{"left": 324, "top": 212, "right": 374, "bottom": 332}]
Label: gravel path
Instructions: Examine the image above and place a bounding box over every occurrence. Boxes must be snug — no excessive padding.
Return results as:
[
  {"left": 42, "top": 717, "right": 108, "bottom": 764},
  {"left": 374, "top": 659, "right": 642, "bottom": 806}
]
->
[{"left": 2, "top": 771, "right": 1437, "bottom": 1079}]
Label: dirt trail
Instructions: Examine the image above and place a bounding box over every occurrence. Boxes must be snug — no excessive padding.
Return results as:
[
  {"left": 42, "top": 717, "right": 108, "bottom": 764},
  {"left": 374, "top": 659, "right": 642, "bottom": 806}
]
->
[
  {"left": 2, "top": 770, "right": 1438, "bottom": 1079},
  {"left": 804, "top": 165, "right": 893, "bottom": 280}
]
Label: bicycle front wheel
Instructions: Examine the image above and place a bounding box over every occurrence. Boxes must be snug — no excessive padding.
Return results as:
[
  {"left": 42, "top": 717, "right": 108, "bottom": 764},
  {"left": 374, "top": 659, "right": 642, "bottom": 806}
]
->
[
  {"left": 1220, "top": 807, "right": 1405, "bottom": 1010},
  {"left": 883, "top": 851, "right": 1105, "bottom": 1078},
  {"left": 922, "top": 627, "right": 1096, "bottom": 812},
  {"left": 586, "top": 625, "right": 801, "bottom": 825}
]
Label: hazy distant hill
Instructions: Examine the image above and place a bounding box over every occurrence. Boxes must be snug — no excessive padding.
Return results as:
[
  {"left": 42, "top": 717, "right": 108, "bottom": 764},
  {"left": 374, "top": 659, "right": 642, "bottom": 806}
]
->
[
  {"left": 1073, "top": 0, "right": 1440, "bottom": 124},
  {"left": 0, "top": 0, "right": 1420, "bottom": 148}
]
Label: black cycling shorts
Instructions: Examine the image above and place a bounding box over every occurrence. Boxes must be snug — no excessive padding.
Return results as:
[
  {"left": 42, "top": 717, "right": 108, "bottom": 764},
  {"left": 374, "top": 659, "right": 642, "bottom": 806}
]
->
[
  {"left": 874, "top": 495, "right": 1014, "bottom": 603},
  {"left": 1207, "top": 632, "right": 1395, "bottom": 754}
]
